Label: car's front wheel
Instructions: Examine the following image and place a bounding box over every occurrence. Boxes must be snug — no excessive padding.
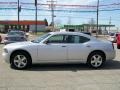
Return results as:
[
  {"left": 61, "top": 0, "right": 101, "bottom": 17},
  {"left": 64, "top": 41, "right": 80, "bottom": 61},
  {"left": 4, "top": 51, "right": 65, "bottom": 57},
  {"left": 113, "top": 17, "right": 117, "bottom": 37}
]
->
[
  {"left": 87, "top": 52, "right": 105, "bottom": 68},
  {"left": 10, "top": 51, "right": 31, "bottom": 70}
]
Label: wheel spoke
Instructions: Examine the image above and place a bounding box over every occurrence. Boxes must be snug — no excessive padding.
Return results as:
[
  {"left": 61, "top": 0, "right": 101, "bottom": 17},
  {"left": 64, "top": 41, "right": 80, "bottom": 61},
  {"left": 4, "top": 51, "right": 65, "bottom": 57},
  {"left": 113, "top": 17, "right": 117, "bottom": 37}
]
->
[
  {"left": 17, "top": 55, "right": 21, "bottom": 60},
  {"left": 14, "top": 59, "right": 19, "bottom": 63},
  {"left": 17, "top": 63, "right": 22, "bottom": 68},
  {"left": 97, "top": 56, "right": 102, "bottom": 60},
  {"left": 21, "top": 57, "right": 26, "bottom": 61},
  {"left": 91, "top": 59, "right": 96, "bottom": 64},
  {"left": 21, "top": 62, "right": 26, "bottom": 66},
  {"left": 93, "top": 56, "right": 97, "bottom": 60},
  {"left": 95, "top": 62, "right": 98, "bottom": 67},
  {"left": 97, "top": 59, "right": 102, "bottom": 64}
]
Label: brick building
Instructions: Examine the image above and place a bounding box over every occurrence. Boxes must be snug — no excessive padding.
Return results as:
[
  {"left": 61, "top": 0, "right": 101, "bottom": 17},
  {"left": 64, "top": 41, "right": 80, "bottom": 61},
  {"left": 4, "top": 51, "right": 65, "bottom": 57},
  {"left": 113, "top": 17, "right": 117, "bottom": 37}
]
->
[{"left": 0, "top": 20, "right": 46, "bottom": 33}]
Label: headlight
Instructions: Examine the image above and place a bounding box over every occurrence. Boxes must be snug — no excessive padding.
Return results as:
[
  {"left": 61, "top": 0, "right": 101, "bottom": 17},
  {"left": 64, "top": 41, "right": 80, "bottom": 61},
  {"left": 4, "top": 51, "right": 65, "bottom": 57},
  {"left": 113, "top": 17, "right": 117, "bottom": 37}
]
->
[{"left": 4, "top": 48, "right": 8, "bottom": 53}]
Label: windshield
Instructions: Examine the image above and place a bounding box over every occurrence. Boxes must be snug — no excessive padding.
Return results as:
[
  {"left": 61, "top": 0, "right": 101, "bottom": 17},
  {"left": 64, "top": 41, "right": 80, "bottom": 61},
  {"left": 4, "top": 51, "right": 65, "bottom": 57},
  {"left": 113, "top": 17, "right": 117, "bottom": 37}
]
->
[
  {"left": 8, "top": 31, "right": 24, "bottom": 36},
  {"left": 32, "top": 33, "right": 51, "bottom": 43}
]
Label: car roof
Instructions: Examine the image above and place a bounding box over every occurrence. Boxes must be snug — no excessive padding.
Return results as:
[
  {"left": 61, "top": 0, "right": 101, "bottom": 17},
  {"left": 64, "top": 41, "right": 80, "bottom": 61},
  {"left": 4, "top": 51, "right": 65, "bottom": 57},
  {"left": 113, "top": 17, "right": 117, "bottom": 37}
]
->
[
  {"left": 50, "top": 31, "right": 85, "bottom": 35},
  {"left": 49, "top": 31, "right": 96, "bottom": 40},
  {"left": 49, "top": 31, "right": 91, "bottom": 36}
]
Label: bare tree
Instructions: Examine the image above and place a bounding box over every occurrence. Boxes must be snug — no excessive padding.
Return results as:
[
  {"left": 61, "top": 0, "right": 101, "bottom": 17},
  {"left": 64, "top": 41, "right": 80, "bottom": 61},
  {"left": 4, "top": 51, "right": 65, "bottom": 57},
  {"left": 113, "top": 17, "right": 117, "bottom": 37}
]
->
[{"left": 88, "top": 18, "right": 96, "bottom": 32}]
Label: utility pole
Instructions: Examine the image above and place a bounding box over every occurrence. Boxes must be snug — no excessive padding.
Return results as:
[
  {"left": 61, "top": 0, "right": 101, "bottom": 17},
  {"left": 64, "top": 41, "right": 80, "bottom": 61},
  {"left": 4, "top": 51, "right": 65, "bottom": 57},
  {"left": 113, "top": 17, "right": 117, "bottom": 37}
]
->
[
  {"left": 35, "top": 0, "right": 37, "bottom": 34},
  {"left": 47, "top": 0, "right": 57, "bottom": 31},
  {"left": 96, "top": 0, "right": 99, "bottom": 36},
  {"left": 109, "top": 16, "right": 111, "bottom": 33},
  {"left": 18, "top": 0, "right": 20, "bottom": 29}
]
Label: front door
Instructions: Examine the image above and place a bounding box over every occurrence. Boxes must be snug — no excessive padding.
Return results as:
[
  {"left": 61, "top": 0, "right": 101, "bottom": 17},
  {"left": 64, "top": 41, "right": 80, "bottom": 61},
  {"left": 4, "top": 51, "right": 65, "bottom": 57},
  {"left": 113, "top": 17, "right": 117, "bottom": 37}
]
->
[{"left": 38, "top": 34, "right": 67, "bottom": 62}]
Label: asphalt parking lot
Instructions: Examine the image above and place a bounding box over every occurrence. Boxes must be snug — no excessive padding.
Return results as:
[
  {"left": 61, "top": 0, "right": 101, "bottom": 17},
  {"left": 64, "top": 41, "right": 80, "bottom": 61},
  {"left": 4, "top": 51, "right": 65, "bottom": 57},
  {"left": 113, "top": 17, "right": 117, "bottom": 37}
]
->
[{"left": 0, "top": 41, "right": 120, "bottom": 90}]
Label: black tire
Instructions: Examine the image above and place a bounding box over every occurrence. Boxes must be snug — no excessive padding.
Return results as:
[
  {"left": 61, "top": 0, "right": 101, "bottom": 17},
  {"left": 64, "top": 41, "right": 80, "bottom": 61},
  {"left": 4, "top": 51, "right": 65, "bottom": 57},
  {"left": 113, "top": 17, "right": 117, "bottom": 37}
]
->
[
  {"left": 117, "top": 44, "right": 120, "bottom": 49},
  {"left": 10, "top": 51, "right": 31, "bottom": 70},
  {"left": 87, "top": 52, "right": 105, "bottom": 68}
]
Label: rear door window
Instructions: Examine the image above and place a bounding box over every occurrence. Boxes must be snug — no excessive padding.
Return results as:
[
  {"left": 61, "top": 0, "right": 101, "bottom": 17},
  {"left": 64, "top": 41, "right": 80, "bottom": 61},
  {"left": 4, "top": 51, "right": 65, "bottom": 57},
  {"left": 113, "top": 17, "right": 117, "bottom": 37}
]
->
[{"left": 66, "top": 35, "right": 90, "bottom": 43}]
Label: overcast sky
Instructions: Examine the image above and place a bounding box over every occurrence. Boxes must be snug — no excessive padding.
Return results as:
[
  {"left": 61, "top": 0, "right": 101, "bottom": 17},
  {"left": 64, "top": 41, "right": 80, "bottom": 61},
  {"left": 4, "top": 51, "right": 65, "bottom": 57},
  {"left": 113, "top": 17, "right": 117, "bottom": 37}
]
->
[{"left": 0, "top": 0, "right": 120, "bottom": 28}]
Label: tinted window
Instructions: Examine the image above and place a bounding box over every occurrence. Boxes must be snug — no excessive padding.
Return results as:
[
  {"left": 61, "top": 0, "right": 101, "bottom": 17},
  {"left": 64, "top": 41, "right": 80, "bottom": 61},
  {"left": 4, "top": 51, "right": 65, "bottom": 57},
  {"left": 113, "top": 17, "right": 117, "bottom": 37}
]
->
[
  {"left": 32, "top": 33, "right": 51, "bottom": 43},
  {"left": 66, "top": 35, "right": 90, "bottom": 43},
  {"left": 66, "top": 35, "right": 79, "bottom": 43},
  {"left": 79, "top": 36, "right": 90, "bottom": 43},
  {"left": 48, "top": 35, "right": 64, "bottom": 43}
]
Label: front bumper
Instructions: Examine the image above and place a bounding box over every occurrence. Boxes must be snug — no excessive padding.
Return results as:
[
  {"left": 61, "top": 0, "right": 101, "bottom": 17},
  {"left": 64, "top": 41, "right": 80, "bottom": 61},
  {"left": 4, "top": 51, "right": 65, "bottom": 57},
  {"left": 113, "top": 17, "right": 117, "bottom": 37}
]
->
[{"left": 2, "top": 52, "right": 10, "bottom": 63}]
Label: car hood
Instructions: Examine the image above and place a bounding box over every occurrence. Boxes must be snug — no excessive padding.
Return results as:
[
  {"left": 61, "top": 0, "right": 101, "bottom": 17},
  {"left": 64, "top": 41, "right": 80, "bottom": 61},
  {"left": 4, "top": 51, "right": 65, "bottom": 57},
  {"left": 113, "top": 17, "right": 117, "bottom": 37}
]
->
[{"left": 4, "top": 41, "right": 35, "bottom": 48}]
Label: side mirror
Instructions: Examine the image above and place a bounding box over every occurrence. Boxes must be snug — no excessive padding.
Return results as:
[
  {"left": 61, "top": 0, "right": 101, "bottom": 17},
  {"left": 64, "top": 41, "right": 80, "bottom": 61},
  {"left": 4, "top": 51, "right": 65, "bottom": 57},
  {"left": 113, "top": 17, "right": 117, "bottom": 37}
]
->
[
  {"left": 31, "top": 40, "right": 34, "bottom": 42},
  {"left": 44, "top": 40, "right": 50, "bottom": 44}
]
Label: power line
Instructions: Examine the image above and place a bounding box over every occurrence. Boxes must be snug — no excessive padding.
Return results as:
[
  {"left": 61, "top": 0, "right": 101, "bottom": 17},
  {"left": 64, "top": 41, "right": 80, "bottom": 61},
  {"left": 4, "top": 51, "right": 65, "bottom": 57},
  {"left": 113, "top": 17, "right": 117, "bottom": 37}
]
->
[
  {"left": 1, "top": 7, "right": 120, "bottom": 12},
  {"left": 47, "top": 0, "right": 57, "bottom": 31},
  {"left": 1, "top": 2, "right": 120, "bottom": 8}
]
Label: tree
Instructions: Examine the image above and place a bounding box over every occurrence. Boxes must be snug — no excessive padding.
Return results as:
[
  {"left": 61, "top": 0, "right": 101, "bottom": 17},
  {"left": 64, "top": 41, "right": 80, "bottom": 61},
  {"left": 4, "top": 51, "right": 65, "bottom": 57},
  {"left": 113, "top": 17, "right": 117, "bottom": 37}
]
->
[
  {"left": 49, "top": 22, "right": 53, "bottom": 26},
  {"left": 88, "top": 18, "right": 96, "bottom": 32},
  {"left": 88, "top": 18, "right": 95, "bottom": 25},
  {"left": 55, "top": 19, "right": 62, "bottom": 27},
  {"left": 44, "top": 18, "right": 48, "bottom": 26}
]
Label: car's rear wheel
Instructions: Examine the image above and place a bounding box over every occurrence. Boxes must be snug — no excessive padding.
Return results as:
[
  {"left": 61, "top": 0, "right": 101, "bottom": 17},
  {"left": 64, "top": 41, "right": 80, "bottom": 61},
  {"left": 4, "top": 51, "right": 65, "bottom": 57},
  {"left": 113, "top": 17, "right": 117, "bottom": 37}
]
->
[
  {"left": 87, "top": 52, "right": 105, "bottom": 68},
  {"left": 10, "top": 52, "right": 31, "bottom": 70},
  {"left": 117, "top": 44, "right": 120, "bottom": 49}
]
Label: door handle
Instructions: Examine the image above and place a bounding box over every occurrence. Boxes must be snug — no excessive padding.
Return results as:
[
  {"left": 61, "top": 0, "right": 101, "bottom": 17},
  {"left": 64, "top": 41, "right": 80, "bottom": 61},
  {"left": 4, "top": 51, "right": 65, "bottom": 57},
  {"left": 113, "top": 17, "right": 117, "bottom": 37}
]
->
[
  {"left": 62, "top": 46, "right": 66, "bottom": 47},
  {"left": 86, "top": 45, "right": 91, "bottom": 47}
]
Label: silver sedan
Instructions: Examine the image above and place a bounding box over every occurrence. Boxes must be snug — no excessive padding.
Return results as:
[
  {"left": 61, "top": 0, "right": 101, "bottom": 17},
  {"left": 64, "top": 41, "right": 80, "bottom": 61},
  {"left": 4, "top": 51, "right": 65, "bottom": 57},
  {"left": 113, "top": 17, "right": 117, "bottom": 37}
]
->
[{"left": 2, "top": 32, "right": 115, "bottom": 69}]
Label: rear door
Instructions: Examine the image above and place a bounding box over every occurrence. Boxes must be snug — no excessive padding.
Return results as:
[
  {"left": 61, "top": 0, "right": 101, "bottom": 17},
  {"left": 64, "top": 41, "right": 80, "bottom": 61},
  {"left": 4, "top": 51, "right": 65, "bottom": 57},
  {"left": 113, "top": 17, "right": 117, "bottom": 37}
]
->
[{"left": 66, "top": 35, "right": 91, "bottom": 62}]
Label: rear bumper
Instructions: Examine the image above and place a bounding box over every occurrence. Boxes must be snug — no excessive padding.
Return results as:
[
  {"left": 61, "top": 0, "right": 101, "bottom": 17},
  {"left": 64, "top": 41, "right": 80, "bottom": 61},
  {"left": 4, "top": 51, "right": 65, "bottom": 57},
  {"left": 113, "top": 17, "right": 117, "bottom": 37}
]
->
[{"left": 106, "top": 50, "right": 116, "bottom": 60}]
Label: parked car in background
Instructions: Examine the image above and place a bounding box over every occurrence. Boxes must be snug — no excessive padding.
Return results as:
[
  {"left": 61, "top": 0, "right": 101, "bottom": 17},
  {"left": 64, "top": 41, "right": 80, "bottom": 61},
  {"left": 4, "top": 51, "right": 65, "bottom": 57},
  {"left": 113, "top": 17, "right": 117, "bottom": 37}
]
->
[
  {"left": 0, "top": 35, "right": 2, "bottom": 43},
  {"left": 108, "top": 32, "right": 117, "bottom": 43},
  {"left": 4, "top": 30, "right": 27, "bottom": 44},
  {"left": 116, "top": 33, "right": 120, "bottom": 49},
  {"left": 2, "top": 32, "right": 115, "bottom": 69},
  {"left": 8, "top": 29, "right": 29, "bottom": 38}
]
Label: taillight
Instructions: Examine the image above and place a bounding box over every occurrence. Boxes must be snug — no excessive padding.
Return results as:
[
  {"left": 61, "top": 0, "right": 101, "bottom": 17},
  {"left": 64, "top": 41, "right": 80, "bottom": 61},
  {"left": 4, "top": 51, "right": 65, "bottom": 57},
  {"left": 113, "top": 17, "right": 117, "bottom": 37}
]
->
[{"left": 118, "top": 36, "right": 120, "bottom": 40}]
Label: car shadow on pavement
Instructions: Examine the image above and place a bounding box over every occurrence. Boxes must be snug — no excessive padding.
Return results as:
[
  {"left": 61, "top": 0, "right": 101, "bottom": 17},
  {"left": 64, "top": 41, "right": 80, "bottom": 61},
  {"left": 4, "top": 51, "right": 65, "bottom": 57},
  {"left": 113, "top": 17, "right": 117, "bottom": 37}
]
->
[{"left": 24, "top": 59, "right": 120, "bottom": 72}]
